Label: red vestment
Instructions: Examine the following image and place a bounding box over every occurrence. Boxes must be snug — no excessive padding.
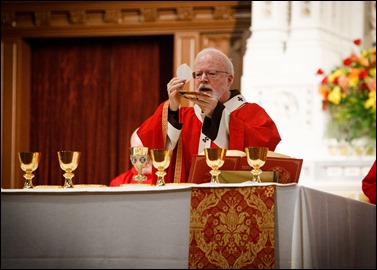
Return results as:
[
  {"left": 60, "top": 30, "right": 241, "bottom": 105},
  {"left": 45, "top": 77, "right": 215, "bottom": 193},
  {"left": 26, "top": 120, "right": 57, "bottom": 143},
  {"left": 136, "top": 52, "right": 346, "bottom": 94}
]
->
[
  {"left": 137, "top": 97, "right": 281, "bottom": 184},
  {"left": 110, "top": 167, "right": 153, "bottom": 186},
  {"left": 362, "top": 160, "right": 376, "bottom": 204}
]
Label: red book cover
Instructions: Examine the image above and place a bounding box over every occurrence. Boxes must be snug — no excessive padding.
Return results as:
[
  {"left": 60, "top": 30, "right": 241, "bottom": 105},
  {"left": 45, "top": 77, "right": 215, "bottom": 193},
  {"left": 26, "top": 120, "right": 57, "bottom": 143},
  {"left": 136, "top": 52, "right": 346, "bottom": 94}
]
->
[{"left": 188, "top": 152, "right": 303, "bottom": 184}]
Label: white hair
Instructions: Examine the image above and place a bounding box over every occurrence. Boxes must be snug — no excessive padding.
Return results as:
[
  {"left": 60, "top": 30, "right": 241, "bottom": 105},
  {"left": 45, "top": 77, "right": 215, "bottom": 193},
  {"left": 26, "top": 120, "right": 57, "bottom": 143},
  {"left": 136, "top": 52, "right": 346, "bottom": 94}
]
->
[{"left": 194, "top": 48, "right": 234, "bottom": 75}]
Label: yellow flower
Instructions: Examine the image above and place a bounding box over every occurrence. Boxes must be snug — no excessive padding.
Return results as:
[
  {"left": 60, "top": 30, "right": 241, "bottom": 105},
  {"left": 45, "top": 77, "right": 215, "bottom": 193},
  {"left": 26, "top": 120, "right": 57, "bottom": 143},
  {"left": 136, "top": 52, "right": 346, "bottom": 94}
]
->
[
  {"left": 365, "top": 90, "right": 376, "bottom": 110},
  {"left": 328, "top": 69, "right": 343, "bottom": 83},
  {"left": 328, "top": 86, "right": 342, "bottom": 105},
  {"left": 370, "top": 67, "right": 376, "bottom": 78}
]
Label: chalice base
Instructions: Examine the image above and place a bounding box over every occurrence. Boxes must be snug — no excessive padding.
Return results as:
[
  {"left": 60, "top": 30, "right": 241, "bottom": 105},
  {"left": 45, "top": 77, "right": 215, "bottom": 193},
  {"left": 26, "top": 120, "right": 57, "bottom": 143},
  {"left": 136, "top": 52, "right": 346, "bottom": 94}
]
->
[
  {"left": 210, "top": 169, "right": 220, "bottom": 184},
  {"left": 64, "top": 179, "right": 74, "bottom": 188},
  {"left": 63, "top": 172, "right": 74, "bottom": 188},
  {"left": 133, "top": 174, "right": 147, "bottom": 184},
  {"left": 251, "top": 169, "right": 262, "bottom": 183},
  {"left": 156, "top": 170, "right": 166, "bottom": 186}
]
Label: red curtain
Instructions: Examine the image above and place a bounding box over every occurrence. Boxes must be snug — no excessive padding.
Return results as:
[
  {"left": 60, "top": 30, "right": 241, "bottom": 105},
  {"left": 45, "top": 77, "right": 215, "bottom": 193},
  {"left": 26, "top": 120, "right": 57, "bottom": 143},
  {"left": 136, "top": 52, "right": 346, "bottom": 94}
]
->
[{"left": 29, "top": 36, "right": 172, "bottom": 186}]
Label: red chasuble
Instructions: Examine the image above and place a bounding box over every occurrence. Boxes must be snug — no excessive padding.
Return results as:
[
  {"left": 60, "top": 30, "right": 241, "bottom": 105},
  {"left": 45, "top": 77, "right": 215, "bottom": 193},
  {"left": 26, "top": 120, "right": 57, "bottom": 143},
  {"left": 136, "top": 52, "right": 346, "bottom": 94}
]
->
[
  {"left": 137, "top": 97, "right": 281, "bottom": 184},
  {"left": 362, "top": 160, "right": 376, "bottom": 204}
]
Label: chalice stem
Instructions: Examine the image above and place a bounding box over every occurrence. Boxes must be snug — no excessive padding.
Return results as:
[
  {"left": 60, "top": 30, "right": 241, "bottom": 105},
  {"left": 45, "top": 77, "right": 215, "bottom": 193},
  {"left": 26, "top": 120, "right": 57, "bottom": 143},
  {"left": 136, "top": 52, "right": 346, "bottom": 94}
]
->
[
  {"left": 156, "top": 170, "right": 166, "bottom": 186},
  {"left": 63, "top": 171, "right": 74, "bottom": 188},
  {"left": 133, "top": 168, "right": 147, "bottom": 184}
]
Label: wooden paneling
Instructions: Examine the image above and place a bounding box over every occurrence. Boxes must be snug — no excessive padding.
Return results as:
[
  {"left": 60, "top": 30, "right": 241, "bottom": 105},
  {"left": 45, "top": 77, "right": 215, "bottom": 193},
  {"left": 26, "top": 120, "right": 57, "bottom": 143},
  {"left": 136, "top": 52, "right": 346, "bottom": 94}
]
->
[
  {"left": 1, "top": 1, "right": 251, "bottom": 188},
  {"left": 174, "top": 32, "right": 199, "bottom": 106},
  {"left": 1, "top": 38, "right": 31, "bottom": 188}
]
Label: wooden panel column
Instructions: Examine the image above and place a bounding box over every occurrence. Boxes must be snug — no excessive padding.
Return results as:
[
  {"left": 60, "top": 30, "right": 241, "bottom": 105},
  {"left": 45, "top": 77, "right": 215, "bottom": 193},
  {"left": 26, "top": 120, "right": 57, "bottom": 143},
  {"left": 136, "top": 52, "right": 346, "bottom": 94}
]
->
[
  {"left": 1, "top": 38, "right": 31, "bottom": 188},
  {"left": 174, "top": 32, "right": 199, "bottom": 106}
]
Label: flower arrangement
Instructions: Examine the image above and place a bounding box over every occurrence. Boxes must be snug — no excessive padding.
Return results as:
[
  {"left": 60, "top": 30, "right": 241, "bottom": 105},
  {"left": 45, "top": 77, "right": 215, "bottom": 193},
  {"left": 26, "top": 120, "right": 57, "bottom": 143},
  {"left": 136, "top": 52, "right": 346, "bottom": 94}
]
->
[{"left": 317, "top": 39, "right": 376, "bottom": 144}]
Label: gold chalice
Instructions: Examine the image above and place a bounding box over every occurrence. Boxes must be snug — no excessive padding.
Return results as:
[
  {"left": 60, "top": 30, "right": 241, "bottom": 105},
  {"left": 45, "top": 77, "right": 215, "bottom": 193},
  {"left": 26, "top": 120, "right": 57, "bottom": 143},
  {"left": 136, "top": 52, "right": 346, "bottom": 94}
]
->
[
  {"left": 245, "top": 146, "right": 268, "bottom": 183},
  {"left": 18, "top": 152, "right": 41, "bottom": 189},
  {"left": 58, "top": 151, "right": 81, "bottom": 188},
  {"left": 204, "top": 148, "right": 227, "bottom": 184},
  {"left": 130, "top": 147, "right": 150, "bottom": 184},
  {"left": 149, "top": 149, "right": 172, "bottom": 186}
]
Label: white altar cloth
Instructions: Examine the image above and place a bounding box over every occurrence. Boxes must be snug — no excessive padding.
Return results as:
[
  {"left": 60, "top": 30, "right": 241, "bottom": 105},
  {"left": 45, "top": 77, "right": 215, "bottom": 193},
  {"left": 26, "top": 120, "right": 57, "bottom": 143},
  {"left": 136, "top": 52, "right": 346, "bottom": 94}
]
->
[{"left": 1, "top": 183, "right": 375, "bottom": 269}]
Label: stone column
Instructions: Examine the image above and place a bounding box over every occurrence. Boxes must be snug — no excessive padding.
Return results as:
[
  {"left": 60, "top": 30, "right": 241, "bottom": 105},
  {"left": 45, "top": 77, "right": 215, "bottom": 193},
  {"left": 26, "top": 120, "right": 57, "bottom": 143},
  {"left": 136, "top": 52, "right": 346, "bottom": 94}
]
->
[{"left": 241, "top": 1, "right": 375, "bottom": 185}]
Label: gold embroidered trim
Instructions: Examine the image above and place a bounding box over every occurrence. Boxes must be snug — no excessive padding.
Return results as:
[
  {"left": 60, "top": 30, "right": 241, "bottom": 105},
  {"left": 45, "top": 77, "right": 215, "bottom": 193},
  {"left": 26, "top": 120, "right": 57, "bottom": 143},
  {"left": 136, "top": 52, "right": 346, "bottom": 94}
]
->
[
  {"left": 162, "top": 101, "right": 182, "bottom": 183},
  {"left": 162, "top": 101, "right": 169, "bottom": 146},
  {"left": 174, "top": 139, "right": 182, "bottom": 183}
]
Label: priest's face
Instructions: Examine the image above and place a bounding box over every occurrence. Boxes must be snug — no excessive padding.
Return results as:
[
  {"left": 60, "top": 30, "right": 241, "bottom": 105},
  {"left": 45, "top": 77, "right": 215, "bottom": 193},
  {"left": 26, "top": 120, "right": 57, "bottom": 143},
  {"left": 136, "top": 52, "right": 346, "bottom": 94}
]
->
[{"left": 193, "top": 52, "right": 234, "bottom": 103}]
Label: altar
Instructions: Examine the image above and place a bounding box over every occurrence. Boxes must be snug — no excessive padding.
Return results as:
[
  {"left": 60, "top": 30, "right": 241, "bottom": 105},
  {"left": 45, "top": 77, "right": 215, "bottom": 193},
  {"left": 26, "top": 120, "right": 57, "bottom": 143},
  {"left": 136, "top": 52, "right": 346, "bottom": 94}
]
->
[{"left": 1, "top": 183, "right": 376, "bottom": 269}]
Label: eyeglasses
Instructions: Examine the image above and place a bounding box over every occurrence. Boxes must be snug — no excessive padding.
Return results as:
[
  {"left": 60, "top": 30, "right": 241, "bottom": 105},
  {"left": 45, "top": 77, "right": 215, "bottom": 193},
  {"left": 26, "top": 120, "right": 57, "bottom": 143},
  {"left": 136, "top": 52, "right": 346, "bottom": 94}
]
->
[{"left": 192, "top": 70, "right": 229, "bottom": 80}]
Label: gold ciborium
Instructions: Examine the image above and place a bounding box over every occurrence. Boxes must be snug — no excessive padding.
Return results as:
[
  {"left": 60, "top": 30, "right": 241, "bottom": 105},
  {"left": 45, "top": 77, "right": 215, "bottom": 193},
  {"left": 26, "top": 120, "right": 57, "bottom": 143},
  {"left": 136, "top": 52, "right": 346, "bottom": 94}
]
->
[
  {"left": 204, "top": 148, "right": 227, "bottom": 184},
  {"left": 130, "top": 147, "right": 150, "bottom": 184},
  {"left": 58, "top": 151, "right": 81, "bottom": 188},
  {"left": 245, "top": 146, "right": 268, "bottom": 183},
  {"left": 149, "top": 149, "right": 172, "bottom": 186},
  {"left": 18, "top": 152, "right": 41, "bottom": 189}
]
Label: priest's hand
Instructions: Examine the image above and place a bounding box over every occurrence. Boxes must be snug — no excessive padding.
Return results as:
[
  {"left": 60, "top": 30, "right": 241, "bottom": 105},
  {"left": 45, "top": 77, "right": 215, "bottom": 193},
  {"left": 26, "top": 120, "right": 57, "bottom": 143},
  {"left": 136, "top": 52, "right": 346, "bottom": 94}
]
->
[
  {"left": 192, "top": 93, "right": 217, "bottom": 118},
  {"left": 167, "top": 77, "right": 186, "bottom": 111}
]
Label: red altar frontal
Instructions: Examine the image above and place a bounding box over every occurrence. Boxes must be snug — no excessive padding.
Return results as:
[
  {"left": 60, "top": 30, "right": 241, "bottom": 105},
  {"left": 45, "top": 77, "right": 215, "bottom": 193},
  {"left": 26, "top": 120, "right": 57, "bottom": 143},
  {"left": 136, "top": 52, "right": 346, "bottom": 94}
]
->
[{"left": 189, "top": 186, "right": 275, "bottom": 268}]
